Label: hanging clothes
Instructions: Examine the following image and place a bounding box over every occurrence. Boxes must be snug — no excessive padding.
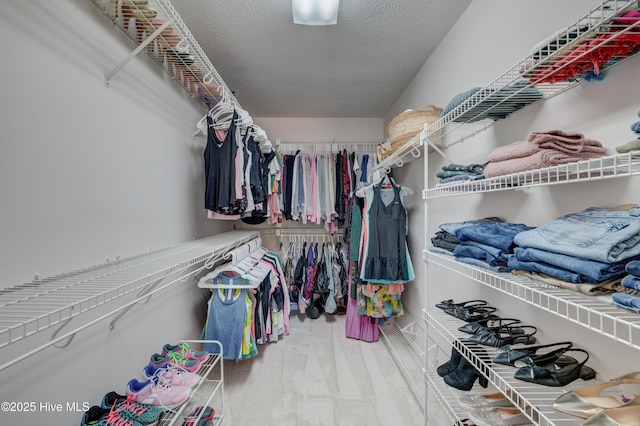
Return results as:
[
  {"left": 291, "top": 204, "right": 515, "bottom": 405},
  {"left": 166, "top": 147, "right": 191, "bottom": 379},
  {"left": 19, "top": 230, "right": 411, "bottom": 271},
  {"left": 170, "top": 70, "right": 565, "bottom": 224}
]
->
[{"left": 204, "top": 110, "right": 239, "bottom": 214}]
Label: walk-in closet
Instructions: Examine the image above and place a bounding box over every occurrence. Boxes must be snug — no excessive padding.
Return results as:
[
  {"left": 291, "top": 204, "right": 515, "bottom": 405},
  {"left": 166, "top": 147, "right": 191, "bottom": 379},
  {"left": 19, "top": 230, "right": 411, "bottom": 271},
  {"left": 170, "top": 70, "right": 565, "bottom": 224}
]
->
[{"left": 1, "top": 1, "right": 640, "bottom": 425}]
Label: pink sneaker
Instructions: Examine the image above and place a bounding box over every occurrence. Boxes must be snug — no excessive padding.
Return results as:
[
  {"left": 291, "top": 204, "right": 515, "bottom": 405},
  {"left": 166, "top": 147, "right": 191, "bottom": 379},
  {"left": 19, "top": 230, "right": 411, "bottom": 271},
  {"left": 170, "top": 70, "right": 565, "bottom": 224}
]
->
[
  {"left": 127, "top": 378, "right": 191, "bottom": 409},
  {"left": 143, "top": 364, "right": 201, "bottom": 388}
]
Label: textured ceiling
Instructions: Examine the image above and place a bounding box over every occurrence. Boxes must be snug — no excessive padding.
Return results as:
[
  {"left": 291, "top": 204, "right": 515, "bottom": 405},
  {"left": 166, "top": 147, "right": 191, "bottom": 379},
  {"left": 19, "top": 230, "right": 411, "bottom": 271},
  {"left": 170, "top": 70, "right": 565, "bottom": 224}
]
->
[{"left": 169, "top": 0, "right": 472, "bottom": 117}]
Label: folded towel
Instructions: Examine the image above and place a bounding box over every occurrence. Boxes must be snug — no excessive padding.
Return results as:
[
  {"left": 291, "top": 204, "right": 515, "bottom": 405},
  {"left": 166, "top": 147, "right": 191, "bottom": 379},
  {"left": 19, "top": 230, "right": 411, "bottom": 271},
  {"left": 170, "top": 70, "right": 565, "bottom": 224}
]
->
[{"left": 484, "top": 147, "right": 606, "bottom": 178}]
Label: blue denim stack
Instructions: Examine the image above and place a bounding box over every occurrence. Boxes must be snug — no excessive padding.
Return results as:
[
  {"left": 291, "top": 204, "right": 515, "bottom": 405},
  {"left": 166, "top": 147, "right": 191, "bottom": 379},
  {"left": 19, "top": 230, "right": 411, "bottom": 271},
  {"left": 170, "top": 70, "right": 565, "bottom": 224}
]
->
[{"left": 614, "top": 261, "right": 640, "bottom": 313}]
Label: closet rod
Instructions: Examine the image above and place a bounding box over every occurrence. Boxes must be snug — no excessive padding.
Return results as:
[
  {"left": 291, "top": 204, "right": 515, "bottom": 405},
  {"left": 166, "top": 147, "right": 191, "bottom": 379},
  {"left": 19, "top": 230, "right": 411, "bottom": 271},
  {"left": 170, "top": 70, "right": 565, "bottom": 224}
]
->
[{"left": 276, "top": 138, "right": 385, "bottom": 145}]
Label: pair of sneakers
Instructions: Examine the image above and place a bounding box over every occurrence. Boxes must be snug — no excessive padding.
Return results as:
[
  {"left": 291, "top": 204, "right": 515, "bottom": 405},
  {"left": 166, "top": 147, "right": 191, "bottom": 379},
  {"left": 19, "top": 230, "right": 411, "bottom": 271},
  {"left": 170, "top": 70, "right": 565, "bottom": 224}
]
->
[
  {"left": 127, "top": 375, "right": 192, "bottom": 410},
  {"left": 81, "top": 392, "right": 164, "bottom": 426},
  {"left": 148, "top": 343, "right": 208, "bottom": 374},
  {"left": 183, "top": 406, "right": 215, "bottom": 426}
]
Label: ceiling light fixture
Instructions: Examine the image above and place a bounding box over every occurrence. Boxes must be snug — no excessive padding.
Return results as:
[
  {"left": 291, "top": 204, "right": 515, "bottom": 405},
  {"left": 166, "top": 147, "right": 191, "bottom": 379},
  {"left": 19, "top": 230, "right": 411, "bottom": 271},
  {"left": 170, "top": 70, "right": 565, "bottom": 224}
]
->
[{"left": 292, "top": 0, "right": 340, "bottom": 26}]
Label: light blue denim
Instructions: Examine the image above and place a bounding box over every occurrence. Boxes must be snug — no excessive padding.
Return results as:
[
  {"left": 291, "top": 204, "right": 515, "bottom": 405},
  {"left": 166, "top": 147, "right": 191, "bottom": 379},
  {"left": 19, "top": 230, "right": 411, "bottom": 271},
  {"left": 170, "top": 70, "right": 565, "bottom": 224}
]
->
[
  {"left": 296, "top": 154, "right": 305, "bottom": 214},
  {"left": 622, "top": 274, "right": 640, "bottom": 291},
  {"left": 626, "top": 260, "right": 640, "bottom": 277},
  {"left": 612, "top": 292, "right": 640, "bottom": 313},
  {"left": 456, "top": 255, "right": 512, "bottom": 273},
  {"left": 513, "top": 247, "right": 631, "bottom": 283},
  {"left": 455, "top": 222, "right": 534, "bottom": 252},
  {"left": 454, "top": 241, "right": 509, "bottom": 267},
  {"left": 513, "top": 206, "right": 640, "bottom": 263},
  {"left": 508, "top": 256, "right": 588, "bottom": 283},
  {"left": 439, "top": 218, "right": 502, "bottom": 236}
]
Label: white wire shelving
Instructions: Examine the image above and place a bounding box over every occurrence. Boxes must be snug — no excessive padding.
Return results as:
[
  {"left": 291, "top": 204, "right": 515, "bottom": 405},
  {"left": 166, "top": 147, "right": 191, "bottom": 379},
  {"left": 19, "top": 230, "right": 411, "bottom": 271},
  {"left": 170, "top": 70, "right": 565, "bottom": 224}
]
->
[
  {"left": 424, "top": 151, "right": 640, "bottom": 199},
  {"left": 0, "top": 230, "right": 259, "bottom": 371},
  {"left": 158, "top": 340, "right": 224, "bottom": 426},
  {"left": 425, "top": 251, "right": 640, "bottom": 351},
  {"left": 92, "top": 0, "right": 240, "bottom": 111},
  {"left": 425, "top": 308, "right": 600, "bottom": 426},
  {"left": 378, "top": 316, "right": 426, "bottom": 410},
  {"left": 425, "top": 0, "right": 640, "bottom": 150}
]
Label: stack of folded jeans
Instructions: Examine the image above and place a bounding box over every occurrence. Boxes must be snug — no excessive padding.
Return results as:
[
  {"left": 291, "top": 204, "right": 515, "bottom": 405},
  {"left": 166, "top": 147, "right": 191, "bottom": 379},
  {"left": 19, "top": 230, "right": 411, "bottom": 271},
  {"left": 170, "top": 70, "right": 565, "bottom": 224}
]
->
[
  {"left": 614, "top": 260, "right": 640, "bottom": 313},
  {"left": 430, "top": 217, "right": 534, "bottom": 273},
  {"left": 435, "top": 163, "right": 486, "bottom": 188},
  {"left": 510, "top": 205, "right": 640, "bottom": 296}
]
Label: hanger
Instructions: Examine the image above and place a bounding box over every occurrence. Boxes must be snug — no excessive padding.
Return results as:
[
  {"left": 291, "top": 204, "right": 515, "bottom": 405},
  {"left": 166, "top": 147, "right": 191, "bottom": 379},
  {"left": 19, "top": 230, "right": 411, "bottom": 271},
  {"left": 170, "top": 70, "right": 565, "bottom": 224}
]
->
[{"left": 355, "top": 174, "right": 414, "bottom": 198}]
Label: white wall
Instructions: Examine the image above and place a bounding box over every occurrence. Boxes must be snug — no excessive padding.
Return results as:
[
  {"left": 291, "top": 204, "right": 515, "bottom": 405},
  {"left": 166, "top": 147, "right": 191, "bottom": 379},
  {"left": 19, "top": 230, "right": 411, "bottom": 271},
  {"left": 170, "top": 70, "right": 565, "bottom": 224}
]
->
[
  {"left": 0, "top": 1, "right": 231, "bottom": 423},
  {"left": 387, "top": 0, "right": 640, "bottom": 380}
]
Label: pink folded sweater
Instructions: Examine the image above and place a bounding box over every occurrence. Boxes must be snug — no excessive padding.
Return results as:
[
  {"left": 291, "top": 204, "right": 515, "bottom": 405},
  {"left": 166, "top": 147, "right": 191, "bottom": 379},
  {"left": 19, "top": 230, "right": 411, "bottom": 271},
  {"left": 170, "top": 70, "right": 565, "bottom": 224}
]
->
[{"left": 484, "top": 129, "right": 606, "bottom": 178}]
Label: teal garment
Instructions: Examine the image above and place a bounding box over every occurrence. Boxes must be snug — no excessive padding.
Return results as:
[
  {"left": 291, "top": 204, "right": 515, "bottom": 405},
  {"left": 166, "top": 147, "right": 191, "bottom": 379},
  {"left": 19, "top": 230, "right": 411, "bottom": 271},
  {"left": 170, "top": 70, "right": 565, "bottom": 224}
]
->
[{"left": 350, "top": 199, "right": 363, "bottom": 262}]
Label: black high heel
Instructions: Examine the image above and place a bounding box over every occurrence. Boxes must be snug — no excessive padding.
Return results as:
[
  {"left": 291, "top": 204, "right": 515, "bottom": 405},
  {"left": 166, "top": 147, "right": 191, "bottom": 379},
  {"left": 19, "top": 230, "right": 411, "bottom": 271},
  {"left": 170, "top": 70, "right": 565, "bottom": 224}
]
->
[
  {"left": 443, "top": 346, "right": 489, "bottom": 391},
  {"left": 444, "top": 302, "right": 498, "bottom": 323},
  {"left": 514, "top": 348, "right": 596, "bottom": 387},
  {"left": 458, "top": 317, "right": 521, "bottom": 335},
  {"left": 469, "top": 325, "right": 537, "bottom": 348},
  {"left": 494, "top": 341, "right": 573, "bottom": 366},
  {"left": 435, "top": 299, "right": 488, "bottom": 310},
  {"left": 437, "top": 346, "right": 463, "bottom": 377}
]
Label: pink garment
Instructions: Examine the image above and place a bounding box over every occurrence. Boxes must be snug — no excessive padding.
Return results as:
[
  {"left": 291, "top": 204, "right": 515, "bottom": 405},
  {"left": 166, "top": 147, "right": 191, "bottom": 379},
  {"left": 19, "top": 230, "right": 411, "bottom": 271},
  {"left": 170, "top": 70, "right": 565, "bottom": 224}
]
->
[
  {"left": 489, "top": 130, "right": 604, "bottom": 162},
  {"left": 484, "top": 147, "right": 606, "bottom": 178},
  {"left": 268, "top": 193, "right": 280, "bottom": 224},
  {"left": 207, "top": 210, "right": 240, "bottom": 220},
  {"left": 345, "top": 265, "right": 379, "bottom": 342},
  {"left": 234, "top": 127, "right": 243, "bottom": 202}
]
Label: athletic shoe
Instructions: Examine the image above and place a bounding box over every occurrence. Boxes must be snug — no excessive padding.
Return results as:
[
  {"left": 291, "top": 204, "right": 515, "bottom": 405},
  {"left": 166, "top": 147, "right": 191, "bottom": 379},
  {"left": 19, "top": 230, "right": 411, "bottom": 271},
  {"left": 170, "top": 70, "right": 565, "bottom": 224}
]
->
[
  {"left": 143, "top": 364, "right": 201, "bottom": 388},
  {"left": 81, "top": 404, "right": 144, "bottom": 426},
  {"left": 127, "top": 378, "right": 191, "bottom": 409},
  {"left": 100, "top": 391, "right": 164, "bottom": 425},
  {"left": 149, "top": 352, "right": 203, "bottom": 373},
  {"left": 162, "top": 342, "right": 209, "bottom": 362},
  {"left": 183, "top": 405, "right": 215, "bottom": 426}
]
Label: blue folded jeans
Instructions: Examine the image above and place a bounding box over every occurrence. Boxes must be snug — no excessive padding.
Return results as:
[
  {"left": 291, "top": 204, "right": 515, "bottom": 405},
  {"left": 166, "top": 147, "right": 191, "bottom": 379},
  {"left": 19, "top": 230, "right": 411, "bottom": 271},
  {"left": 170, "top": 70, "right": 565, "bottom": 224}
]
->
[
  {"left": 612, "top": 292, "right": 640, "bottom": 313},
  {"left": 507, "top": 257, "right": 587, "bottom": 284},
  {"left": 454, "top": 241, "right": 509, "bottom": 267},
  {"left": 622, "top": 274, "right": 640, "bottom": 291},
  {"left": 456, "top": 221, "right": 534, "bottom": 252},
  {"left": 439, "top": 218, "right": 502, "bottom": 236},
  {"left": 513, "top": 247, "right": 632, "bottom": 283},
  {"left": 626, "top": 260, "right": 640, "bottom": 277},
  {"left": 513, "top": 205, "right": 640, "bottom": 263}
]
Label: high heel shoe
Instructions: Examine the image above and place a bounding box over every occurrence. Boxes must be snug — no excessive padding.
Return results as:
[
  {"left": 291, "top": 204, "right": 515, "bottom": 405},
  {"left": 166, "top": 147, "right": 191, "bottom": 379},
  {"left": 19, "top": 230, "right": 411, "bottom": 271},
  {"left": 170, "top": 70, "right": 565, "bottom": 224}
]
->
[
  {"left": 437, "top": 346, "right": 463, "bottom": 377},
  {"left": 469, "top": 325, "right": 537, "bottom": 348},
  {"left": 494, "top": 341, "right": 573, "bottom": 367},
  {"left": 582, "top": 405, "right": 640, "bottom": 425},
  {"left": 514, "top": 348, "right": 596, "bottom": 387},
  {"left": 458, "top": 317, "right": 521, "bottom": 335},
  {"left": 552, "top": 371, "right": 640, "bottom": 419},
  {"left": 443, "top": 347, "right": 489, "bottom": 392}
]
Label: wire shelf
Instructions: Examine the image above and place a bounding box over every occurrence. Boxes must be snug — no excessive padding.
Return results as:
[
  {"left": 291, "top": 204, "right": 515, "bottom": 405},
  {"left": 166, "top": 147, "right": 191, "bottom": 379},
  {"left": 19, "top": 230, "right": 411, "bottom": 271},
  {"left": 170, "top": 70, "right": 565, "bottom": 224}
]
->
[
  {"left": 378, "top": 316, "right": 426, "bottom": 410},
  {"left": 92, "top": 0, "right": 240, "bottom": 111},
  {"left": 425, "top": 308, "right": 600, "bottom": 426},
  {"left": 426, "top": 0, "right": 640, "bottom": 149},
  {"left": 424, "top": 151, "right": 640, "bottom": 199},
  {"left": 0, "top": 231, "right": 259, "bottom": 352},
  {"left": 425, "top": 251, "right": 640, "bottom": 351}
]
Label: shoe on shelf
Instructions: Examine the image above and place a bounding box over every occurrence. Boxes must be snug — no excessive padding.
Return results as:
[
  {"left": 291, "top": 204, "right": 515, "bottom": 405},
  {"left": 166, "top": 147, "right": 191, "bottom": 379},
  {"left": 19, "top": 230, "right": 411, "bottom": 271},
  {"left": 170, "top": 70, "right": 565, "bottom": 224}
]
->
[
  {"left": 100, "top": 392, "right": 164, "bottom": 425},
  {"left": 162, "top": 342, "right": 209, "bottom": 362},
  {"left": 127, "top": 377, "right": 192, "bottom": 409},
  {"left": 81, "top": 404, "right": 145, "bottom": 426},
  {"left": 552, "top": 371, "right": 640, "bottom": 419},
  {"left": 468, "top": 406, "right": 533, "bottom": 426},
  {"left": 443, "top": 350, "right": 489, "bottom": 392},
  {"left": 437, "top": 346, "right": 464, "bottom": 377},
  {"left": 514, "top": 348, "right": 596, "bottom": 387},
  {"left": 149, "top": 351, "right": 204, "bottom": 373},
  {"left": 458, "top": 390, "right": 515, "bottom": 410},
  {"left": 143, "top": 364, "right": 202, "bottom": 388},
  {"left": 183, "top": 405, "right": 215, "bottom": 426},
  {"left": 582, "top": 404, "right": 640, "bottom": 425}
]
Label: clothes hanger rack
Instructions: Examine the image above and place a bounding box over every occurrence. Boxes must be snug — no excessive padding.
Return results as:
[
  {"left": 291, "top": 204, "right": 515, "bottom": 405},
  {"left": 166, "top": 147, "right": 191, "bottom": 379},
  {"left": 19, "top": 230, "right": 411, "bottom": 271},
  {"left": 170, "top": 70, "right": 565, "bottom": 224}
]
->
[{"left": 355, "top": 174, "right": 414, "bottom": 197}]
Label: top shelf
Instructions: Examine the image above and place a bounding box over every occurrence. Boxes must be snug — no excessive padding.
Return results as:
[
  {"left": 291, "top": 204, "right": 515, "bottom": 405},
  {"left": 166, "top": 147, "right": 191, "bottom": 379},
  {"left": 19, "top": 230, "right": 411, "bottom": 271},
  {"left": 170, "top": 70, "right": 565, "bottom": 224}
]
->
[
  {"left": 427, "top": 0, "right": 640, "bottom": 149},
  {"left": 93, "top": 0, "right": 240, "bottom": 110}
]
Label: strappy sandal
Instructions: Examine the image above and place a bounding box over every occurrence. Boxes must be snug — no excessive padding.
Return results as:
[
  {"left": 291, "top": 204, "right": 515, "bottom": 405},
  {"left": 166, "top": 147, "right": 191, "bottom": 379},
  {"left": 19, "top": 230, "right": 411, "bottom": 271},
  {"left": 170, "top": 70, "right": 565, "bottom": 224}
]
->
[
  {"left": 435, "top": 299, "right": 488, "bottom": 310},
  {"left": 444, "top": 301, "right": 498, "bottom": 322},
  {"left": 469, "top": 325, "right": 537, "bottom": 347},
  {"left": 514, "top": 348, "right": 596, "bottom": 387},
  {"left": 494, "top": 341, "right": 573, "bottom": 367},
  {"left": 459, "top": 317, "right": 521, "bottom": 335}
]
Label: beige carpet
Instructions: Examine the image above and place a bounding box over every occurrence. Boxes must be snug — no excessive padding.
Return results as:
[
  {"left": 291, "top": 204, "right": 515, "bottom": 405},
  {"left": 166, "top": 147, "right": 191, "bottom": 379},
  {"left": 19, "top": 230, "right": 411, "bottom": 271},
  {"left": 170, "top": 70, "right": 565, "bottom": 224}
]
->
[{"left": 221, "top": 313, "right": 424, "bottom": 425}]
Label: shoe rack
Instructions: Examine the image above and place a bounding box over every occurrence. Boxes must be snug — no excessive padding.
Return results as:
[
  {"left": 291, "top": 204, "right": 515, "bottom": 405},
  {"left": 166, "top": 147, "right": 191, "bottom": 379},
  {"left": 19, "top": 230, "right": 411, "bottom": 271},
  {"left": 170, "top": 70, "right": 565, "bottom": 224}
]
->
[{"left": 377, "top": 1, "right": 640, "bottom": 425}]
